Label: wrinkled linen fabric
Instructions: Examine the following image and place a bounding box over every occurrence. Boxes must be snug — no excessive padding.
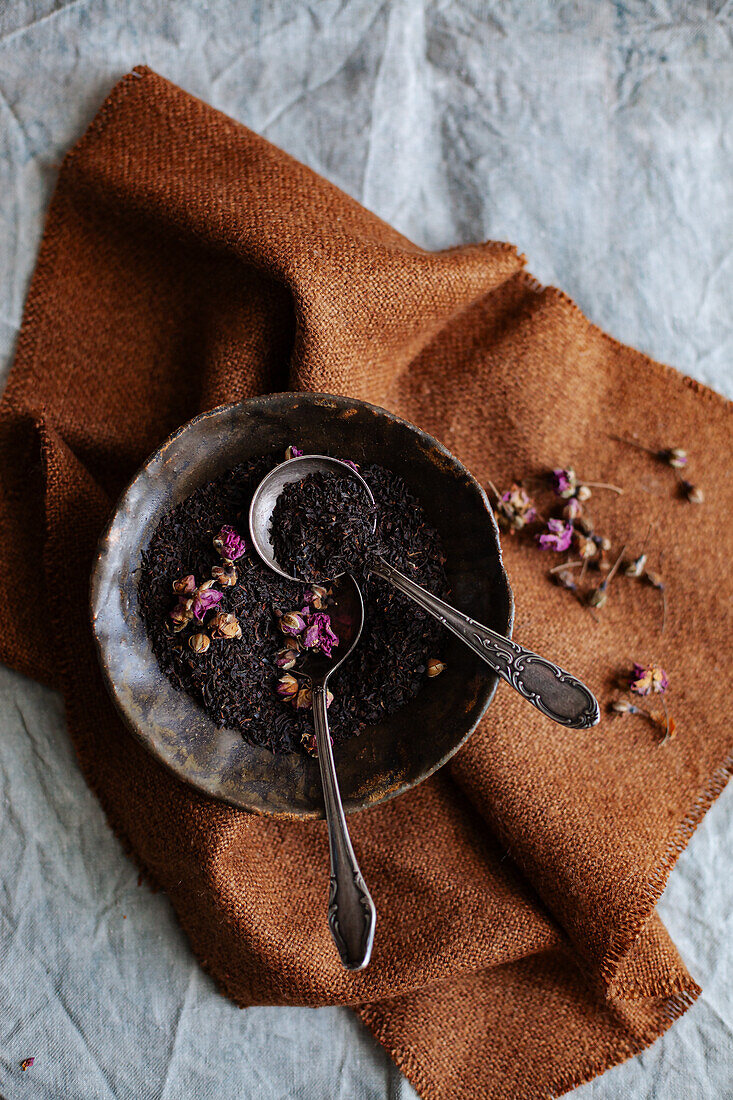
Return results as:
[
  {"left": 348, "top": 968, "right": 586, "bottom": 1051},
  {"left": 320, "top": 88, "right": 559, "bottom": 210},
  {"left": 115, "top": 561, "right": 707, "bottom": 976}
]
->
[{"left": 0, "top": 6, "right": 732, "bottom": 1100}]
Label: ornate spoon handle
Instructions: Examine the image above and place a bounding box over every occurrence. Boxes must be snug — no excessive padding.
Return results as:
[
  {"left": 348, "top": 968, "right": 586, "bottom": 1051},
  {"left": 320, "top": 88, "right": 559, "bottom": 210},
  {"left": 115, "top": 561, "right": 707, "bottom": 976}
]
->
[
  {"left": 370, "top": 559, "right": 599, "bottom": 730},
  {"left": 311, "top": 682, "right": 376, "bottom": 970}
]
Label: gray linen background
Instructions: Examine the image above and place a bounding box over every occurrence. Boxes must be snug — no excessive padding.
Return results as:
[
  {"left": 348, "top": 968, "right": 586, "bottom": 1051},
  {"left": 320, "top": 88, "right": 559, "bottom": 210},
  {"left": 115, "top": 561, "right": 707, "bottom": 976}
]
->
[{"left": 0, "top": 1, "right": 731, "bottom": 1097}]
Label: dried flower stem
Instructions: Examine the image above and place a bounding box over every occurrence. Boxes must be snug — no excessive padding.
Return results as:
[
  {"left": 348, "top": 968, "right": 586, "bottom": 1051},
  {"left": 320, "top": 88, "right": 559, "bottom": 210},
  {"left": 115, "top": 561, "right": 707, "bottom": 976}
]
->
[
  {"left": 549, "top": 559, "right": 584, "bottom": 574},
  {"left": 583, "top": 480, "right": 624, "bottom": 495}
]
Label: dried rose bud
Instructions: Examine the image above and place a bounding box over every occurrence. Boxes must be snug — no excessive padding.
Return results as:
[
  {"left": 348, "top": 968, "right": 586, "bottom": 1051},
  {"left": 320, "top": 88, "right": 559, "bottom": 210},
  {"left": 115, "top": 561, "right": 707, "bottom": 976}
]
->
[
  {"left": 213, "top": 525, "right": 248, "bottom": 562},
  {"left": 624, "top": 553, "right": 647, "bottom": 578},
  {"left": 211, "top": 563, "right": 238, "bottom": 587},
  {"left": 427, "top": 658, "right": 446, "bottom": 677},
  {"left": 575, "top": 534, "right": 597, "bottom": 559},
  {"left": 295, "top": 685, "right": 313, "bottom": 709},
  {"left": 188, "top": 633, "right": 210, "bottom": 654},
  {"left": 285, "top": 445, "right": 303, "bottom": 460},
  {"left": 277, "top": 674, "right": 299, "bottom": 701},
  {"left": 550, "top": 467, "right": 577, "bottom": 498},
  {"left": 576, "top": 485, "right": 592, "bottom": 502},
  {"left": 280, "top": 611, "right": 306, "bottom": 636},
  {"left": 553, "top": 569, "right": 578, "bottom": 591},
  {"left": 192, "top": 587, "right": 223, "bottom": 621},
  {"left": 664, "top": 447, "right": 688, "bottom": 469},
  {"left": 610, "top": 699, "right": 638, "bottom": 715},
  {"left": 563, "top": 497, "right": 583, "bottom": 521},
  {"left": 276, "top": 648, "right": 297, "bottom": 670},
  {"left": 680, "top": 481, "right": 704, "bottom": 504},
  {"left": 630, "top": 663, "right": 669, "bottom": 696},
  {"left": 197, "top": 578, "right": 217, "bottom": 592},
  {"left": 210, "top": 611, "right": 242, "bottom": 640},
  {"left": 587, "top": 587, "right": 607, "bottom": 608},
  {"left": 169, "top": 597, "right": 194, "bottom": 631},
  {"left": 20, "top": 1058, "right": 34, "bottom": 1072},
  {"left": 172, "top": 574, "right": 196, "bottom": 595}
]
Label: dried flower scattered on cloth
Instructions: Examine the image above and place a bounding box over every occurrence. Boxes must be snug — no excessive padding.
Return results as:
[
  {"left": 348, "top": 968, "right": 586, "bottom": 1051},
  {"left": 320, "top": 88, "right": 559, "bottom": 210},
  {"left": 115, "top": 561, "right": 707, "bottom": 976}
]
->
[
  {"left": 489, "top": 481, "right": 537, "bottom": 533},
  {"left": 537, "top": 518, "right": 574, "bottom": 552},
  {"left": 629, "top": 663, "right": 669, "bottom": 696},
  {"left": 550, "top": 467, "right": 622, "bottom": 500},
  {"left": 213, "top": 524, "right": 248, "bottom": 562},
  {"left": 20, "top": 1058, "right": 34, "bottom": 1071}
]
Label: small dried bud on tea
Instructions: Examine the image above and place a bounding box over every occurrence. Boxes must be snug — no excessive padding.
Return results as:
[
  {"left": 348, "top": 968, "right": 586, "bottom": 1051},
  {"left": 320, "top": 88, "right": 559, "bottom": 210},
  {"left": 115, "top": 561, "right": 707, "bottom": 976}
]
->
[
  {"left": 211, "top": 563, "right": 237, "bottom": 587},
  {"left": 563, "top": 497, "right": 583, "bottom": 521},
  {"left": 213, "top": 525, "right": 248, "bottom": 562},
  {"left": 295, "top": 685, "right": 313, "bottom": 709},
  {"left": 169, "top": 598, "right": 194, "bottom": 631},
  {"left": 305, "top": 584, "right": 330, "bottom": 609},
  {"left": 276, "top": 648, "right": 298, "bottom": 670},
  {"left": 630, "top": 663, "right": 669, "bottom": 696},
  {"left": 664, "top": 447, "right": 688, "bottom": 469},
  {"left": 211, "top": 612, "right": 242, "bottom": 640},
  {"left": 197, "top": 578, "right": 217, "bottom": 592},
  {"left": 427, "top": 658, "right": 446, "bottom": 677},
  {"left": 285, "top": 445, "right": 303, "bottom": 460},
  {"left": 192, "top": 587, "right": 223, "bottom": 621},
  {"left": 681, "top": 480, "right": 704, "bottom": 504},
  {"left": 576, "top": 484, "right": 592, "bottom": 502},
  {"left": 550, "top": 467, "right": 577, "bottom": 498},
  {"left": 280, "top": 611, "right": 306, "bottom": 636},
  {"left": 625, "top": 554, "right": 647, "bottom": 578},
  {"left": 172, "top": 574, "right": 196, "bottom": 595},
  {"left": 537, "top": 518, "right": 574, "bottom": 552},
  {"left": 188, "top": 633, "right": 210, "bottom": 654},
  {"left": 277, "top": 674, "right": 299, "bottom": 701}
]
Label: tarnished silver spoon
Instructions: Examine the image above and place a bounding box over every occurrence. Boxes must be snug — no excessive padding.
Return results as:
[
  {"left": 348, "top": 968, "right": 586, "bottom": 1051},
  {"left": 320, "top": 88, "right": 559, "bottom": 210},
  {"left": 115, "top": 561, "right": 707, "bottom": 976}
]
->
[
  {"left": 250, "top": 455, "right": 600, "bottom": 732},
  {"left": 250, "top": 459, "right": 376, "bottom": 970}
]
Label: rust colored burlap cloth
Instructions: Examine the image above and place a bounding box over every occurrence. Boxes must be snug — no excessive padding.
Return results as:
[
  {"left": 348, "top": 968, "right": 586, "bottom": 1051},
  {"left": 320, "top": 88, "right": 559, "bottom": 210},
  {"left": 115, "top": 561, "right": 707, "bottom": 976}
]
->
[{"left": 1, "top": 68, "right": 732, "bottom": 1100}]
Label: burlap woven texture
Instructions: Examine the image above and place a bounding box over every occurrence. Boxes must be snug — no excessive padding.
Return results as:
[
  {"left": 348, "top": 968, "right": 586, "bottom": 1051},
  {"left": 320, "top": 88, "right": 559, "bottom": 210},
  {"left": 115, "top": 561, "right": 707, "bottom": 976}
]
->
[{"left": 1, "top": 68, "right": 731, "bottom": 1100}]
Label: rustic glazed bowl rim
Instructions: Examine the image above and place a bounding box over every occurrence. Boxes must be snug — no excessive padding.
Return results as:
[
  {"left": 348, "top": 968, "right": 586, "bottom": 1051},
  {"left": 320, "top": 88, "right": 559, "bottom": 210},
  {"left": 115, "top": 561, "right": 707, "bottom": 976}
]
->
[{"left": 90, "top": 392, "right": 514, "bottom": 818}]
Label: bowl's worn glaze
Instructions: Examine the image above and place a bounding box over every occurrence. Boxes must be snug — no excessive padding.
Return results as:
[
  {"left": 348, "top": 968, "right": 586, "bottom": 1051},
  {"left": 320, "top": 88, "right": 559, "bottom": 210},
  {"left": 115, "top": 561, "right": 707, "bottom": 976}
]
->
[{"left": 90, "top": 393, "right": 514, "bottom": 819}]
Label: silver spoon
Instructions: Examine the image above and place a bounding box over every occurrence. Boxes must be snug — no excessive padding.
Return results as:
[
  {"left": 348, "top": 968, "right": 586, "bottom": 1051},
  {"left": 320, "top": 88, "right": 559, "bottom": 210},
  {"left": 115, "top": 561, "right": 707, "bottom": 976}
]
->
[
  {"left": 250, "top": 462, "right": 376, "bottom": 970},
  {"left": 250, "top": 455, "right": 600, "bottom": 731}
]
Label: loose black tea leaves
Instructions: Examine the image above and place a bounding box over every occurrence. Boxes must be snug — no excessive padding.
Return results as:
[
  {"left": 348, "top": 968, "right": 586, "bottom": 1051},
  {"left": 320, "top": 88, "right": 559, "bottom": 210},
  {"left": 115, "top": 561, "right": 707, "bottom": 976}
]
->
[
  {"left": 138, "top": 453, "right": 448, "bottom": 755},
  {"left": 270, "top": 471, "right": 381, "bottom": 582}
]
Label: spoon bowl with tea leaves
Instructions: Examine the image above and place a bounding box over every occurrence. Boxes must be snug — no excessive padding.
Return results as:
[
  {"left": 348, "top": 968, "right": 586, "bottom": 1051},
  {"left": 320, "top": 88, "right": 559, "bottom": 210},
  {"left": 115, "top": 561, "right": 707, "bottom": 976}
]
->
[{"left": 250, "top": 455, "right": 600, "bottom": 732}]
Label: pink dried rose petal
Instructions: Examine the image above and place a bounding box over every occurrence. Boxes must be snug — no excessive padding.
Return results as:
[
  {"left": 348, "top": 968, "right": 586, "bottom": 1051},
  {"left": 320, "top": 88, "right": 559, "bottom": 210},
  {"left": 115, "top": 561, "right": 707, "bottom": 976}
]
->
[
  {"left": 213, "top": 525, "right": 248, "bottom": 562},
  {"left": 537, "top": 518, "right": 574, "bottom": 552},
  {"left": 192, "top": 587, "right": 223, "bottom": 621},
  {"left": 303, "top": 611, "right": 339, "bottom": 657}
]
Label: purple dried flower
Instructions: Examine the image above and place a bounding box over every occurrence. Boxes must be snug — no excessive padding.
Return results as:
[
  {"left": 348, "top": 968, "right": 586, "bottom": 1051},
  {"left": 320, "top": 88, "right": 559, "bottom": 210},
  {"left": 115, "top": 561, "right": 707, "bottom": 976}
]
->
[
  {"left": 630, "top": 663, "right": 669, "bottom": 696},
  {"left": 280, "top": 611, "right": 306, "bottom": 635},
  {"left": 303, "top": 612, "right": 339, "bottom": 657},
  {"left": 343, "top": 460, "right": 359, "bottom": 471},
  {"left": 537, "top": 518, "right": 574, "bottom": 552},
  {"left": 550, "top": 468, "right": 577, "bottom": 498},
  {"left": 192, "top": 587, "right": 223, "bottom": 621},
  {"left": 213, "top": 525, "right": 248, "bottom": 562},
  {"left": 285, "top": 445, "right": 303, "bottom": 460}
]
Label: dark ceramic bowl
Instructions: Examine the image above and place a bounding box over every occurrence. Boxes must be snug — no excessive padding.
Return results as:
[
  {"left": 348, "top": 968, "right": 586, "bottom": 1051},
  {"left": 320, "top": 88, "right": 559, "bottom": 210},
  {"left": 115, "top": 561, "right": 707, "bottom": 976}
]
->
[{"left": 90, "top": 393, "right": 513, "bottom": 819}]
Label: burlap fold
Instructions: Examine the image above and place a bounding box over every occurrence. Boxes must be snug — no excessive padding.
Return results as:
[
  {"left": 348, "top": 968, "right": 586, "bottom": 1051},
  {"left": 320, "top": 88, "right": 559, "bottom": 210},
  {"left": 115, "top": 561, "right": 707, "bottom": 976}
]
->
[{"left": 1, "top": 68, "right": 731, "bottom": 1099}]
